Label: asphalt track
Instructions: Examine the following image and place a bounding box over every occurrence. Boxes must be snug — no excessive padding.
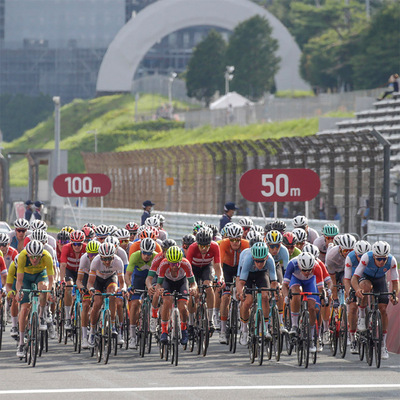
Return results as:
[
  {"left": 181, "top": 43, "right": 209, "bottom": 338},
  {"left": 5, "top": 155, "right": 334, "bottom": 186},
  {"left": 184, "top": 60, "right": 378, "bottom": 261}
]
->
[{"left": 0, "top": 327, "right": 399, "bottom": 400}]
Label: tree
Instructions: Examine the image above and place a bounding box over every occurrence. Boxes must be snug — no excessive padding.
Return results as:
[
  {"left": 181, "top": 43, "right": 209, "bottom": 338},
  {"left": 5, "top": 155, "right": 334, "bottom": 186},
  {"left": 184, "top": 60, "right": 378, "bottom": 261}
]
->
[
  {"left": 186, "top": 30, "right": 227, "bottom": 105},
  {"left": 226, "top": 15, "right": 280, "bottom": 100}
]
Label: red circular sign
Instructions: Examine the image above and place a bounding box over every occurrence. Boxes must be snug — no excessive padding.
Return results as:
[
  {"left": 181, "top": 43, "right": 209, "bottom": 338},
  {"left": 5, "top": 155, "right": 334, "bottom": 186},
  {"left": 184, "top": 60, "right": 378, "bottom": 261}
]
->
[
  {"left": 53, "top": 174, "right": 112, "bottom": 197},
  {"left": 239, "top": 169, "right": 320, "bottom": 202}
]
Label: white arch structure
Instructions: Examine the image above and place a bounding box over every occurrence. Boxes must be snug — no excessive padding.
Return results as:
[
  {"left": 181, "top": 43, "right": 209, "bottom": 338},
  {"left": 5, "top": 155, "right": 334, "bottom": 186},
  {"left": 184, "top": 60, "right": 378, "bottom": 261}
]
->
[{"left": 96, "top": 0, "right": 310, "bottom": 93}]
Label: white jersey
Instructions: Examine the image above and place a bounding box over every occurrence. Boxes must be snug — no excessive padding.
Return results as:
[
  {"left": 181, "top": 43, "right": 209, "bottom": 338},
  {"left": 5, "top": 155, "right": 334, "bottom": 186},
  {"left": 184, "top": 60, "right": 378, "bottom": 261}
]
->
[
  {"left": 78, "top": 253, "right": 92, "bottom": 275},
  {"left": 307, "top": 227, "right": 319, "bottom": 244},
  {"left": 325, "top": 245, "right": 346, "bottom": 274},
  {"left": 89, "top": 254, "right": 124, "bottom": 280}
]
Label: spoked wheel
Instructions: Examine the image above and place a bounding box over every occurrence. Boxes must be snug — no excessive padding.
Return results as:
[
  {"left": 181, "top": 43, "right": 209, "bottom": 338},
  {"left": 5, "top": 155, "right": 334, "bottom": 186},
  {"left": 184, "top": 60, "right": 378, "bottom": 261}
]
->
[
  {"left": 38, "top": 330, "right": 44, "bottom": 357},
  {"left": 329, "top": 312, "right": 338, "bottom": 356},
  {"left": 0, "top": 306, "right": 3, "bottom": 350},
  {"left": 201, "top": 306, "right": 209, "bottom": 357},
  {"left": 271, "top": 306, "right": 281, "bottom": 362},
  {"left": 339, "top": 305, "right": 348, "bottom": 359},
  {"left": 30, "top": 313, "right": 39, "bottom": 367},
  {"left": 103, "top": 311, "right": 112, "bottom": 364},
  {"left": 147, "top": 332, "right": 152, "bottom": 354},
  {"left": 248, "top": 314, "right": 256, "bottom": 364},
  {"left": 365, "top": 313, "right": 373, "bottom": 366},
  {"left": 358, "top": 337, "right": 365, "bottom": 361},
  {"left": 256, "top": 310, "right": 264, "bottom": 366},
  {"left": 171, "top": 313, "right": 179, "bottom": 366},
  {"left": 56, "top": 299, "right": 64, "bottom": 344},
  {"left": 302, "top": 312, "right": 310, "bottom": 369},
  {"left": 284, "top": 303, "right": 293, "bottom": 355},
  {"left": 229, "top": 300, "right": 238, "bottom": 354},
  {"left": 123, "top": 307, "right": 130, "bottom": 351},
  {"left": 74, "top": 306, "right": 82, "bottom": 353},
  {"left": 372, "top": 311, "right": 382, "bottom": 368},
  {"left": 312, "top": 327, "right": 318, "bottom": 365},
  {"left": 96, "top": 333, "right": 103, "bottom": 363},
  {"left": 296, "top": 333, "right": 303, "bottom": 366}
]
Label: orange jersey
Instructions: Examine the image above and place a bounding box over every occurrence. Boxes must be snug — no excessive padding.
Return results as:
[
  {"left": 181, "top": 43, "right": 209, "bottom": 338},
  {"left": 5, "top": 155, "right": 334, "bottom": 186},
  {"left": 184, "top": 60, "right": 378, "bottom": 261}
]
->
[
  {"left": 129, "top": 240, "right": 162, "bottom": 258},
  {"left": 218, "top": 238, "right": 250, "bottom": 267}
]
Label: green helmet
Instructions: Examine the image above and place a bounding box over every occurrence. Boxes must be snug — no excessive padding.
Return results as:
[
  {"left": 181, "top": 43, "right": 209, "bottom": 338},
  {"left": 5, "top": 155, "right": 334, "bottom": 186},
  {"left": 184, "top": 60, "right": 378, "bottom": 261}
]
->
[
  {"left": 322, "top": 224, "right": 339, "bottom": 237},
  {"left": 166, "top": 246, "right": 183, "bottom": 263},
  {"left": 251, "top": 242, "right": 269, "bottom": 260},
  {"left": 86, "top": 240, "right": 100, "bottom": 254}
]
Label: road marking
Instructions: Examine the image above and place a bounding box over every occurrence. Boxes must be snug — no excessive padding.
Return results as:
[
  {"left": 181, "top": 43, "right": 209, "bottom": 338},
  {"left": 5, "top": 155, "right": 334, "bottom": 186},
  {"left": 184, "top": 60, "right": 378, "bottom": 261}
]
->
[{"left": 1, "top": 384, "right": 400, "bottom": 394}]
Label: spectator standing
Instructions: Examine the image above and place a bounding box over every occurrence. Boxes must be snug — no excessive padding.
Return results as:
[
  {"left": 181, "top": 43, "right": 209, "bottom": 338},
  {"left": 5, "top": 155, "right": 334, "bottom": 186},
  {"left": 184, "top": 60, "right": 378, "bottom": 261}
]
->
[
  {"left": 141, "top": 200, "right": 155, "bottom": 225},
  {"left": 219, "top": 202, "right": 238, "bottom": 231},
  {"left": 24, "top": 200, "right": 34, "bottom": 221},
  {"left": 34, "top": 201, "right": 43, "bottom": 220}
]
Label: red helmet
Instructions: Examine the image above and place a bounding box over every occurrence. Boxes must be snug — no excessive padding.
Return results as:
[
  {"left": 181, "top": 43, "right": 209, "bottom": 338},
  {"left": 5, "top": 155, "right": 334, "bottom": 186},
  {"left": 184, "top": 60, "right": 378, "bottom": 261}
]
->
[
  {"left": 125, "top": 222, "right": 139, "bottom": 233},
  {"left": 82, "top": 226, "right": 95, "bottom": 240},
  {"left": 283, "top": 232, "right": 297, "bottom": 246},
  {"left": 70, "top": 230, "right": 85, "bottom": 243},
  {"left": 139, "top": 228, "right": 157, "bottom": 241},
  {"left": 83, "top": 222, "right": 96, "bottom": 230}
]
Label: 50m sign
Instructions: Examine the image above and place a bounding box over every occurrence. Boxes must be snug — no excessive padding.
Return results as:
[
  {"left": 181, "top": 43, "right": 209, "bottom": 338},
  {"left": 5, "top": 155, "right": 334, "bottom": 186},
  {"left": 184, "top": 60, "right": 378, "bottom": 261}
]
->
[
  {"left": 53, "top": 174, "right": 112, "bottom": 197},
  {"left": 239, "top": 169, "right": 320, "bottom": 203}
]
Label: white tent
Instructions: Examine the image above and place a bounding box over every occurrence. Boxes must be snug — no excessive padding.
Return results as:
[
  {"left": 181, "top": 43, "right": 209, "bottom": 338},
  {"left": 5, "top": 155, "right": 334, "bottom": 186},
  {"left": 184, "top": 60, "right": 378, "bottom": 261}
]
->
[{"left": 209, "top": 91, "right": 254, "bottom": 110}]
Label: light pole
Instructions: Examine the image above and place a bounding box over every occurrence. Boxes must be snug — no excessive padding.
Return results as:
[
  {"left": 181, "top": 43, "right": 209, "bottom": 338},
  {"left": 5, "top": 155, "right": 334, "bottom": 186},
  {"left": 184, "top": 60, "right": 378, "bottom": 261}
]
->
[
  {"left": 52, "top": 96, "right": 61, "bottom": 175},
  {"left": 168, "top": 72, "right": 177, "bottom": 119},
  {"left": 225, "top": 66, "right": 235, "bottom": 95},
  {"left": 86, "top": 130, "right": 98, "bottom": 153}
]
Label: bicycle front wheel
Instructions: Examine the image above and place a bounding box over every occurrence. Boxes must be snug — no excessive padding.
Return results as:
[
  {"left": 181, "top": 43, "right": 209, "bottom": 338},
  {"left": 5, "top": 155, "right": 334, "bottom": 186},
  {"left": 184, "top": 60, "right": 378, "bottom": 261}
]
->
[
  {"left": 372, "top": 310, "right": 382, "bottom": 368},
  {"left": 229, "top": 299, "right": 238, "bottom": 353},
  {"left": 30, "top": 312, "right": 39, "bottom": 367},
  {"left": 271, "top": 305, "right": 281, "bottom": 362},
  {"left": 256, "top": 310, "right": 264, "bottom": 366},
  {"left": 301, "top": 311, "right": 310, "bottom": 369},
  {"left": 365, "top": 312, "right": 373, "bottom": 366},
  {"left": 103, "top": 310, "right": 112, "bottom": 364},
  {"left": 201, "top": 305, "right": 209, "bottom": 357},
  {"left": 339, "top": 305, "right": 348, "bottom": 359},
  {"left": 284, "top": 303, "right": 293, "bottom": 355},
  {"left": 329, "top": 310, "right": 338, "bottom": 356},
  {"left": 0, "top": 305, "right": 3, "bottom": 350}
]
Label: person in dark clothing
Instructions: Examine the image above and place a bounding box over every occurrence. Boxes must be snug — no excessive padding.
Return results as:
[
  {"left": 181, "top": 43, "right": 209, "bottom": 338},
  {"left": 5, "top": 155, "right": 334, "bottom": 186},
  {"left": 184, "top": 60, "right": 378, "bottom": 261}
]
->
[
  {"left": 141, "top": 200, "right": 155, "bottom": 225},
  {"left": 219, "top": 202, "right": 238, "bottom": 231},
  {"left": 24, "top": 200, "right": 34, "bottom": 221},
  {"left": 34, "top": 201, "right": 43, "bottom": 220},
  {"left": 377, "top": 73, "right": 399, "bottom": 100}
]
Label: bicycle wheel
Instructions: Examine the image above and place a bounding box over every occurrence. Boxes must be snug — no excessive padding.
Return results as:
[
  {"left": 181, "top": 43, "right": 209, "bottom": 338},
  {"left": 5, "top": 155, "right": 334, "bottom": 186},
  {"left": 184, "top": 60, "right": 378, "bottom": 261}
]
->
[
  {"left": 284, "top": 303, "right": 293, "bottom": 355},
  {"left": 365, "top": 312, "right": 373, "bottom": 366},
  {"left": 296, "top": 327, "right": 303, "bottom": 367},
  {"left": 0, "top": 306, "right": 3, "bottom": 350},
  {"left": 147, "top": 331, "right": 152, "bottom": 354},
  {"left": 256, "top": 310, "right": 264, "bottom": 366},
  {"left": 271, "top": 306, "right": 281, "bottom": 362},
  {"left": 139, "top": 305, "right": 148, "bottom": 358},
  {"left": 229, "top": 299, "right": 238, "bottom": 354},
  {"left": 96, "top": 331, "right": 102, "bottom": 363},
  {"left": 172, "top": 312, "right": 179, "bottom": 366},
  {"left": 372, "top": 310, "right": 382, "bottom": 368},
  {"left": 301, "top": 311, "right": 310, "bottom": 369},
  {"left": 312, "top": 326, "right": 318, "bottom": 365},
  {"left": 339, "top": 305, "right": 348, "bottom": 359},
  {"left": 123, "top": 304, "right": 130, "bottom": 350},
  {"left": 201, "top": 305, "right": 209, "bottom": 357},
  {"left": 30, "top": 312, "right": 39, "bottom": 367},
  {"left": 329, "top": 309, "right": 338, "bottom": 356},
  {"left": 248, "top": 310, "right": 256, "bottom": 364},
  {"left": 103, "top": 310, "right": 112, "bottom": 364},
  {"left": 358, "top": 338, "right": 365, "bottom": 361},
  {"left": 76, "top": 306, "right": 82, "bottom": 353},
  {"left": 56, "top": 297, "right": 64, "bottom": 344},
  {"left": 38, "top": 330, "right": 44, "bottom": 357}
]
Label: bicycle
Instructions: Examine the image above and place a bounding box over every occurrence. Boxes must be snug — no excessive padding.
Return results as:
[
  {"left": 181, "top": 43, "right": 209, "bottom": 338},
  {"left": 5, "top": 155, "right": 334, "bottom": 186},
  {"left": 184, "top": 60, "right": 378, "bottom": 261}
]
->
[
  {"left": 225, "top": 280, "right": 239, "bottom": 353},
  {"left": 134, "top": 288, "right": 152, "bottom": 357},
  {"left": 328, "top": 283, "right": 348, "bottom": 358},
  {"left": 72, "top": 286, "right": 83, "bottom": 353},
  {"left": 358, "top": 291, "right": 396, "bottom": 369},
  {"left": 283, "top": 299, "right": 294, "bottom": 355},
  {"left": 266, "top": 287, "right": 281, "bottom": 362},
  {"left": 54, "top": 282, "right": 65, "bottom": 344},
  {"left": 0, "top": 292, "right": 5, "bottom": 350},
  {"left": 122, "top": 296, "right": 130, "bottom": 350}
]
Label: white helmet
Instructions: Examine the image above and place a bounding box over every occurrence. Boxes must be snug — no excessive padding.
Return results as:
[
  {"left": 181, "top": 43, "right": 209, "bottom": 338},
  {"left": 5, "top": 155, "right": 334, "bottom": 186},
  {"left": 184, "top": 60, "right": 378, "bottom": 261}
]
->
[
  {"left": 31, "top": 230, "right": 48, "bottom": 244},
  {"left": 0, "top": 233, "right": 10, "bottom": 246},
  {"left": 98, "top": 242, "right": 115, "bottom": 257},
  {"left": 105, "top": 235, "right": 120, "bottom": 248},
  {"left": 140, "top": 237, "right": 156, "bottom": 253},
  {"left": 303, "top": 244, "right": 320, "bottom": 259},
  {"left": 14, "top": 218, "right": 30, "bottom": 230},
  {"left": 293, "top": 228, "right": 307, "bottom": 243},
  {"left": 372, "top": 241, "right": 390, "bottom": 257},
  {"left": 339, "top": 234, "right": 356, "bottom": 250},
  {"left": 354, "top": 240, "right": 371, "bottom": 256},
  {"left": 115, "top": 228, "right": 130, "bottom": 240},
  {"left": 297, "top": 252, "right": 315, "bottom": 271},
  {"left": 30, "top": 220, "right": 48, "bottom": 231},
  {"left": 25, "top": 240, "right": 44, "bottom": 257},
  {"left": 251, "top": 225, "right": 265, "bottom": 235},
  {"left": 246, "top": 229, "right": 260, "bottom": 242},
  {"left": 238, "top": 217, "right": 254, "bottom": 228},
  {"left": 145, "top": 215, "right": 160, "bottom": 228},
  {"left": 226, "top": 223, "right": 243, "bottom": 239},
  {"left": 333, "top": 234, "right": 342, "bottom": 246},
  {"left": 293, "top": 215, "right": 308, "bottom": 228}
]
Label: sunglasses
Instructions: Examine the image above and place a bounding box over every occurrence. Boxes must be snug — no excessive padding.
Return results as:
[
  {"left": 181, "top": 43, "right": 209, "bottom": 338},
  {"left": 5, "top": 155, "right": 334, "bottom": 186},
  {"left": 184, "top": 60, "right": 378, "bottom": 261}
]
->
[
  {"left": 297, "top": 242, "right": 305, "bottom": 246},
  {"left": 16, "top": 229, "right": 27, "bottom": 233},
  {"left": 268, "top": 244, "right": 280, "bottom": 249},
  {"left": 119, "top": 240, "right": 129, "bottom": 244},
  {"left": 100, "top": 256, "right": 113, "bottom": 262},
  {"left": 87, "top": 253, "right": 97, "bottom": 258},
  {"left": 198, "top": 244, "right": 210, "bottom": 249},
  {"left": 142, "top": 251, "right": 153, "bottom": 256},
  {"left": 72, "top": 242, "right": 83, "bottom": 246},
  {"left": 28, "top": 255, "right": 42, "bottom": 260},
  {"left": 286, "top": 245, "right": 295, "bottom": 249},
  {"left": 341, "top": 248, "right": 351, "bottom": 254},
  {"left": 254, "top": 258, "right": 267, "bottom": 264},
  {"left": 230, "top": 238, "right": 241, "bottom": 243},
  {"left": 0, "top": 244, "right": 8, "bottom": 247},
  {"left": 59, "top": 240, "right": 69, "bottom": 245},
  {"left": 168, "top": 262, "right": 180, "bottom": 267},
  {"left": 375, "top": 257, "right": 387, "bottom": 262}
]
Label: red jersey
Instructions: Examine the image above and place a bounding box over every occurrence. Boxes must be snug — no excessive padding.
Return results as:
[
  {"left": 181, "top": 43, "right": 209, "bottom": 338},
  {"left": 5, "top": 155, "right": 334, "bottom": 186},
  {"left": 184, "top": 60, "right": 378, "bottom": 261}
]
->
[
  {"left": 4, "top": 246, "right": 18, "bottom": 270},
  {"left": 157, "top": 258, "right": 194, "bottom": 282},
  {"left": 60, "top": 243, "right": 87, "bottom": 272},
  {"left": 0, "top": 256, "right": 6, "bottom": 276},
  {"left": 186, "top": 241, "right": 221, "bottom": 268},
  {"left": 316, "top": 259, "right": 331, "bottom": 284},
  {"left": 150, "top": 252, "right": 165, "bottom": 275}
]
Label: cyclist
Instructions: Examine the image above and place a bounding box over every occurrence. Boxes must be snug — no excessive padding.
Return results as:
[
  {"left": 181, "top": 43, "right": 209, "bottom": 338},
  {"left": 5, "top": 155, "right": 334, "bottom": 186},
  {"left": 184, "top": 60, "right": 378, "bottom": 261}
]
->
[
  {"left": 8, "top": 218, "right": 30, "bottom": 253},
  {"left": 56, "top": 230, "right": 70, "bottom": 263},
  {"left": 344, "top": 240, "right": 371, "bottom": 354},
  {"left": 293, "top": 228, "right": 308, "bottom": 251},
  {"left": 283, "top": 232, "right": 301, "bottom": 260},
  {"left": 25, "top": 220, "right": 57, "bottom": 251},
  {"left": 82, "top": 226, "right": 95, "bottom": 243},
  {"left": 77, "top": 240, "right": 100, "bottom": 349},
  {"left": 157, "top": 246, "right": 197, "bottom": 345},
  {"left": 283, "top": 252, "right": 324, "bottom": 353},
  {"left": 0, "top": 250, "right": 6, "bottom": 288},
  {"left": 0, "top": 232, "right": 18, "bottom": 269},
  {"left": 181, "top": 234, "right": 196, "bottom": 257},
  {"left": 351, "top": 241, "right": 399, "bottom": 360},
  {"left": 16, "top": 240, "right": 54, "bottom": 357},
  {"left": 292, "top": 215, "right": 319, "bottom": 244},
  {"left": 128, "top": 228, "right": 162, "bottom": 259},
  {"left": 115, "top": 228, "right": 131, "bottom": 257},
  {"left": 313, "top": 224, "right": 339, "bottom": 263},
  {"left": 186, "top": 228, "right": 223, "bottom": 334},
  {"left": 125, "top": 237, "right": 158, "bottom": 349},
  {"left": 238, "top": 217, "right": 254, "bottom": 239},
  {"left": 88, "top": 242, "right": 125, "bottom": 347},
  {"left": 237, "top": 242, "right": 277, "bottom": 345},
  {"left": 218, "top": 223, "right": 249, "bottom": 344},
  {"left": 60, "top": 230, "right": 87, "bottom": 330},
  {"left": 153, "top": 214, "right": 168, "bottom": 241},
  {"left": 271, "top": 220, "right": 287, "bottom": 234},
  {"left": 6, "top": 254, "right": 18, "bottom": 338},
  {"left": 94, "top": 224, "right": 110, "bottom": 243},
  {"left": 125, "top": 222, "right": 139, "bottom": 249},
  {"left": 146, "top": 239, "right": 177, "bottom": 333}
]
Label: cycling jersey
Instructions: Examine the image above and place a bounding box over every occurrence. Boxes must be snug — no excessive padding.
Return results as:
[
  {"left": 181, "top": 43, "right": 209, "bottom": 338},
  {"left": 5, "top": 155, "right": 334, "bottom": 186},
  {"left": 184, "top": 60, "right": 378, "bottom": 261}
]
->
[
  {"left": 78, "top": 253, "right": 92, "bottom": 275},
  {"left": 24, "top": 233, "right": 57, "bottom": 252},
  {"left": 157, "top": 258, "right": 195, "bottom": 284},
  {"left": 313, "top": 236, "right": 328, "bottom": 263},
  {"left": 219, "top": 238, "right": 249, "bottom": 267},
  {"left": 2, "top": 246, "right": 18, "bottom": 270},
  {"left": 126, "top": 250, "right": 157, "bottom": 277},
  {"left": 238, "top": 250, "right": 277, "bottom": 282},
  {"left": 186, "top": 241, "right": 221, "bottom": 267},
  {"left": 316, "top": 259, "right": 331, "bottom": 285},
  {"left": 307, "top": 227, "right": 319, "bottom": 244},
  {"left": 288, "top": 247, "right": 301, "bottom": 260},
  {"left": 272, "top": 245, "right": 289, "bottom": 271},
  {"left": 148, "top": 252, "right": 165, "bottom": 278},
  {"left": 8, "top": 230, "right": 32, "bottom": 253},
  {"left": 116, "top": 246, "right": 128, "bottom": 272},
  {"left": 89, "top": 254, "right": 124, "bottom": 280},
  {"left": 325, "top": 245, "right": 346, "bottom": 274},
  {"left": 344, "top": 251, "right": 359, "bottom": 279},
  {"left": 128, "top": 240, "right": 162, "bottom": 259},
  {"left": 17, "top": 249, "right": 54, "bottom": 276},
  {"left": 6, "top": 261, "right": 16, "bottom": 286},
  {"left": 60, "top": 242, "right": 87, "bottom": 272},
  {"left": 283, "top": 258, "right": 324, "bottom": 288},
  {"left": 354, "top": 251, "right": 399, "bottom": 281},
  {"left": 0, "top": 256, "right": 7, "bottom": 280}
]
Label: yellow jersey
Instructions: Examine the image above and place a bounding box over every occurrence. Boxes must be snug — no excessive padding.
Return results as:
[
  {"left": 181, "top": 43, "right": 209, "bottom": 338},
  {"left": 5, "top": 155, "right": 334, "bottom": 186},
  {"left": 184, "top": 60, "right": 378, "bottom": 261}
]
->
[{"left": 17, "top": 249, "right": 54, "bottom": 276}]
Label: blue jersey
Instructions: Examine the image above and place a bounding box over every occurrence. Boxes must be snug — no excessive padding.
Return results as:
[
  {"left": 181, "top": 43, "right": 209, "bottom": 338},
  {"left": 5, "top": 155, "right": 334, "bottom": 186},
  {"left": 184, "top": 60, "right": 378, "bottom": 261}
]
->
[
  {"left": 284, "top": 258, "right": 324, "bottom": 288},
  {"left": 238, "top": 250, "right": 276, "bottom": 281},
  {"left": 272, "top": 245, "right": 289, "bottom": 272},
  {"left": 354, "top": 251, "right": 398, "bottom": 280},
  {"left": 344, "top": 250, "right": 359, "bottom": 279}
]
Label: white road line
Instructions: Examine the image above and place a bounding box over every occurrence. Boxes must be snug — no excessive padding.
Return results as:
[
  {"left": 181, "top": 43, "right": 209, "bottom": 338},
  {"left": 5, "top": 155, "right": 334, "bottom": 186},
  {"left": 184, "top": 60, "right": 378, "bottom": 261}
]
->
[{"left": 0, "top": 384, "right": 400, "bottom": 394}]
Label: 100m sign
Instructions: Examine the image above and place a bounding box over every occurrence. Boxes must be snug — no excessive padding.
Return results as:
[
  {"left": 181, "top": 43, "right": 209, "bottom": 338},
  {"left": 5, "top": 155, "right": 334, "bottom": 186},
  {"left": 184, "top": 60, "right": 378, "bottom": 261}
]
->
[{"left": 53, "top": 174, "right": 112, "bottom": 197}]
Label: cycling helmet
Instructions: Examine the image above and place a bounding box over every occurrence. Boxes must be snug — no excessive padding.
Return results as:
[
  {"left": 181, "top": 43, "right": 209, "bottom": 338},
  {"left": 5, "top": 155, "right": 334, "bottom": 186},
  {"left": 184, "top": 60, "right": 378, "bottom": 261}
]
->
[
  {"left": 333, "top": 234, "right": 342, "bottom": 246},
  {"left": 292, "top": 215, "right": 307, "bottom": 228},
  {"left": 82, "top": 226, "right": 95, "bottom": 240},
  {"left": 154, "top": 214, "right": 165, "bottom": 225},
  {"left": 166, "top": 246, "right": 183, "bottom": 263},
  {"left": 108, "top": 225, "right": 119, "bottom": 236},
  {"left": 264, "top": 222, "right": 273, "bottom": 233},
  {"left": 161, "top": 239, "right": 177, "bottom": 251},
  {"left": 283, "top": 232, "right": 297, "bottom": 246},
  {"left": 293, "top": 228, "right": 307, "bottom": 243},
  {"left": 297, "top": 252, "right": 315, "bottom": 271},
  {"left": 265, "top": 230, "right": 283, "bottom": 244},
  {"left": 140, "top": 237, "right": 156, "bottom": 253},
  {"left": 149, "top": 225, "right": 160, "bottom": 239},
  {"left": 372, "top": 241, "right": 390, "bottom": 257},
  {"left": 62, "top": 225, "right": 75, "bottom": 233},
  {"left": 193, "top": 221, "right": 206, "bottom": 235},
  {"left": 57, "top": 230, "right": 70, "bottom": 242},
  {"left": 208, "top": 224, "right": 219, "bottom": 238},
  {"left": 226, "top": 223, "right": 243, "bottom": 239},
  {"left": 322, "top": 223, "right": 339, "bottom": 237},
  {"left": 70, "top": 230, "right": 85, "bottom": 243},
  {"left": 145, "top": 216, "right": 160, "bottom": 228},
  {"left": 31, "top": 230, "right": 48, "bottom": 244},
  {"left": 115, "top": 228, "right": 130, "bottom": 240},
  {"left": 105, "top": 235, "right": 120, "bottom": 248},
  {"left": 302, "top": 244, "right": 320, "bottom": 259},
  {"left": 251, "top": 225, "right": 265, "bottom": 235},
  {"left": 0, "top": 233, "right": 10, "bottom": 245},
  {"left": 220, "top": 226, "right": 228, "bottom": 238},
  {"left": 14, "top": 218, "right": 30, "bottom": 230},
  {"left": 271, "top": 220, "right": 287, "bottom": 233},
  {"left": 246, "top": 229, "right": 260, "bottom": 242},
  {"left": 95, "top": 224, "right": 109, "bottom": 237},
  {"left": 251, "top": 242, "right": 269, "bottom": 260},
  {"left": 140, "top": 227, "right": 157, "bottom": 241},
  {"left": 182, "top": 234, "right": 196, "bottom": 246},
  {"left": 30, "top": 220, "right": 48, "bottom": 231},
  {"left": 83, "top": 222, "right": 96, "bottom": 230},
  {"left": 86, "top": 240, "right": 100, "bottom": 254},
  {"left": 354, "top": 240, "right": 372, "bottom": 256},
  {"left": 249, "top": 233, "right": 264, "bottom": 247},
  {"left": 238, "top": 217, "right": 254, "bottom": 228},
  {"left": 125, "top": 222, "right": 139, "bottom": 233},
  {"left": 339, "top": 234, "right": 356, "bottom": 250},
  {"left": 196, "top": 229, "right": 213, "bottom": 246},
  {"left": 98, "top": 242, "right": 116, "bottom": 257},
  {"left": 25, "top": 240, "right": 44, "bottom": 257}
]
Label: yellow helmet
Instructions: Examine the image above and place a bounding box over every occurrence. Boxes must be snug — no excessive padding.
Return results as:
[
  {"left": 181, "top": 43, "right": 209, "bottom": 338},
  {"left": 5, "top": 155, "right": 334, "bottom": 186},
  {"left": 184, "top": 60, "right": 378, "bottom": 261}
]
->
[{"left": 166, "top": 246, "right": 183, "bottom": 263}]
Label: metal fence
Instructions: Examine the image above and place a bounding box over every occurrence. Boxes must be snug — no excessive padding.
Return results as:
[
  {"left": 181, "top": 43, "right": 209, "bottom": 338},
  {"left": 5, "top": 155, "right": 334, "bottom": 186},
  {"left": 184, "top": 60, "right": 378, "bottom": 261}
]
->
[{"left": 82, "top": 131, "right": 385, "bottom": 235}]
